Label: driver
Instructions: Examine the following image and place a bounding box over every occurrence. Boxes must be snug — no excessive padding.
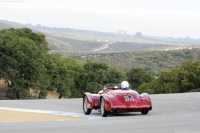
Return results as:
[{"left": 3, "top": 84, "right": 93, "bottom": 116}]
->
[{"left": 121, "top": 81, "right": 131, "bottom": 90}]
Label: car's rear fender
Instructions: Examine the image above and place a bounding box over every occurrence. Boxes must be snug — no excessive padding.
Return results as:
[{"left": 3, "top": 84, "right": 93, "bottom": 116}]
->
[
  {"left": 140, "top": 93, "right": 151, "bottom": 102},
  {"left": 140, "top": 93, "right": 152, "bottom": 110},
  {"left": 84, "top": 92, "right": 100, "bottom": 109}
]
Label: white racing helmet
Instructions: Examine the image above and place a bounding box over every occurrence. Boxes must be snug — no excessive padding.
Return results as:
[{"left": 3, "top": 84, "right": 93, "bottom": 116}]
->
[{"left": 121, "top": 81, "right": 129, "bottom": 89}]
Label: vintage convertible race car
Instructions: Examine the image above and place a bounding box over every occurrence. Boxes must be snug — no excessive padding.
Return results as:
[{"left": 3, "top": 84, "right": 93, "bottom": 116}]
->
[{"left": 83, "top": 82, "right": 152, "bottom": 117}]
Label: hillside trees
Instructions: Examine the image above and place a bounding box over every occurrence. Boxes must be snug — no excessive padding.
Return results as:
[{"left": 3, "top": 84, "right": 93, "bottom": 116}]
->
[
  {"left": 138, "top": 60, "right": 200, "bottom": 94},
  {"left": 0, "top": 28, "right": 127, "bottom": 99},
  {"left": 0, "top": 28, "right": 50, "bottom": 99},
  {"left": 179, "top": 59, "right": 200, "bottom": 91},
  {"left": 126, "top": 68, "right": 154, "bottom": 89},
  {"left": 47, "top": 54, "right": 84, "bottom": 98},
  {"left": 107, "top": 66, "right": 127, "bottom": 83},
  {"left": 74, "top": 61, "right": 127, "bottom": 97}
]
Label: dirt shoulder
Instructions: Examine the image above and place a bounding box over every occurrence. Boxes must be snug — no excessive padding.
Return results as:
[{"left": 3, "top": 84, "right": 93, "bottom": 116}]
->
[{"left": 0, "top": 109, "right": 85, "bottom": 122}]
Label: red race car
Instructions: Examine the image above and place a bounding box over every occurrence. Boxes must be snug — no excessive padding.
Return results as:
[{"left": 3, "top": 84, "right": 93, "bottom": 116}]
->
[{"left": 83, "top": 82, "right": 152, "bottom": 117}]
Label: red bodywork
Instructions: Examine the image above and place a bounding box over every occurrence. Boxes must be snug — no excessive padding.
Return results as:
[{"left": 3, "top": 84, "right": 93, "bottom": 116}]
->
[{"left": 83, "top": 85, "right": 152, "bottom": 115}]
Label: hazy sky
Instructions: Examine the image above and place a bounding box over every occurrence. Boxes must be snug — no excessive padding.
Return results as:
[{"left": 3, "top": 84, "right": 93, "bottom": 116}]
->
[{"left": 0, "top": 0, "right": 200, "bottom": 38}]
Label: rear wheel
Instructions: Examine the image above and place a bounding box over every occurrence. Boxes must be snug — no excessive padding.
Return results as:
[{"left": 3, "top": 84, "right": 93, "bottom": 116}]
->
[
  {"left": 141, "top": 110, "right": 149, "bottom": 115},
  {"left": 101, "top": 97, "right": 108, "bottom": 117},
  {"left": 83, "top": 96, "right": 91, "bottom": 115}
]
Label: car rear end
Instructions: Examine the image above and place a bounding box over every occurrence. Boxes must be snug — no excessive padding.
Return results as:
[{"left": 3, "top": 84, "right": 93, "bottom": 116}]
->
[{"left": 107, "top": 90, "right": 152, "bottom": 112}]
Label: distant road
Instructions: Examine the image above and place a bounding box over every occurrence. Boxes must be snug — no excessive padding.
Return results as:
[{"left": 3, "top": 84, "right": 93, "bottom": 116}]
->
[
  {"left": 91, "top": 42, "right": 115, "bottom": 52},
  {"left": 0, "top": 93, "right": 200, "bottom": 133}
]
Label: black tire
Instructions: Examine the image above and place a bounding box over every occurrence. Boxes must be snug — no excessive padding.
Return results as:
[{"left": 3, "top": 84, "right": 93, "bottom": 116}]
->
[
  {"left": 101, "top": 97, "right": 108, "bottom": 117},
  {"left": 111, "top": 110, "right": 118, "bottom": 116},
  {"left": 83, "top": 96, "right": 92, "bottom": 115},
  {"left": 141, "top": 110, "right": 149, "bottom": 115}
]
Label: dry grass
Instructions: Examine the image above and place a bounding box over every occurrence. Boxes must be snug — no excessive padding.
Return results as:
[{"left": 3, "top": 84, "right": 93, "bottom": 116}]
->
[
  {"left": 0, "top": 109, "right": 85, "bottom": 122},
  {"left": 0, "top": 79, "right": 8, "bottom": 89},
  {"left": 46, "top": 91, "right": 61, "bottom": 99},
  {"left": 1, "top": 79, "right": 63, "bottom": 99},
  {"left": 0, "top": 79, "right": 8, "bottom": 99}
]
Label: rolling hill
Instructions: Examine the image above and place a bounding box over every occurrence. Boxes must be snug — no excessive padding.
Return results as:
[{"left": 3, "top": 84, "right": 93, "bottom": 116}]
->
[
  {"left": 1, "top": 20, "right": 200, "bottom": 54},
  {"left": 1, "top": 20, "right": 200, "bottom": 74},
  {"left": 74, "top": 48, "right": 200, "bottom": 74}
]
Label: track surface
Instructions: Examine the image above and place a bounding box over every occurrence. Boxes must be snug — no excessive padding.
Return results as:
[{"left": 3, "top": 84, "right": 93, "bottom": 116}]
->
[{"left": 0, "top": 93, "right": 200, "bottom": 133}]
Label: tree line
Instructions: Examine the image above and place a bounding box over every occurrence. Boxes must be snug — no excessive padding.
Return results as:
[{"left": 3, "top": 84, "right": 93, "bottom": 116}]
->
[
  {"left": 0, "top": 28, "right": 199, "bottom": 99},
  {"left": 137, "top": 59, "right": 200, "bottom": 94},
  {"left": 0, "top": 28, "right": 126, "bottom": 99}
]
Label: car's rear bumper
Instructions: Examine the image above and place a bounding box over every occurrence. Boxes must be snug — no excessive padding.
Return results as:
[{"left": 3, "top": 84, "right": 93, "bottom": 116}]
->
[{"left": 110, "top": 105, "right": 152, "bottom": 111}]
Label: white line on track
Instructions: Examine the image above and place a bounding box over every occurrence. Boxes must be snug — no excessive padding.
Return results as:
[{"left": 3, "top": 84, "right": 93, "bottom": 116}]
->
[{"left": 0, "top": 107, "right": 101, "bottom": 119}]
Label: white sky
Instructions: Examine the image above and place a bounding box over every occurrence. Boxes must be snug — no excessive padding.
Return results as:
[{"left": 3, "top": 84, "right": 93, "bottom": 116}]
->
[{"left": 0, "top": 0, "right": 200, "bottom": 38}]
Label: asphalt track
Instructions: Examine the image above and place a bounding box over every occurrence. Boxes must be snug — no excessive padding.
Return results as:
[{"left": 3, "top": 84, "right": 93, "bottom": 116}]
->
[{"left": 0, "top": 92, "right": 200, "bottom": 133}]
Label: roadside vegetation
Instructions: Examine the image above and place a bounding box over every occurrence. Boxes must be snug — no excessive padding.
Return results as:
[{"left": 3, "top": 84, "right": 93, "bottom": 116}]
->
[
  {"left": 131, "top": 60, "right": 200, "bottom": 94},
  {"left": 0, "top": 28, "right": 126, "bottom": 99},
  {"left": 0, "top": 28, "right": 199, "bottom": 99}
]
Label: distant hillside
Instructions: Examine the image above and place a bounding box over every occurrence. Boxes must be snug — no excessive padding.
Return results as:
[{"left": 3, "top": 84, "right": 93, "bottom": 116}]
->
[
  {"left": 49, "top": 36, "right": 104, "bottom": 51},
  {"left": 74, "top": 48, "right": 200, "bottom": 75},
  {"left": 0, "top": 20, "right": 100, "bottom": 52},
  {"left": 105, "top": 42, "right": 173, "bottom": 52},
  {"left": 0, "top": 22, "right": 13, "bottom": 30},
  {"left": 146, "top": 36, "right": 200, "bottom": 45},
  {"left": 1, "top": 20, "right": 200, "bottom": 75},
  {"left": 1, "top": 19, "right": 200, "bottom": 53}
]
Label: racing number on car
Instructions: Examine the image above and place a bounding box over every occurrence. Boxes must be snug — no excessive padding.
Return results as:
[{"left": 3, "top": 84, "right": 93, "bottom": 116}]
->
[{"left": 124, "top": 95, "right": 134, "bottom": 101}]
